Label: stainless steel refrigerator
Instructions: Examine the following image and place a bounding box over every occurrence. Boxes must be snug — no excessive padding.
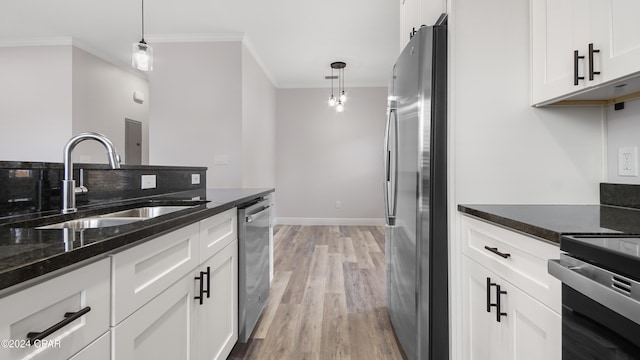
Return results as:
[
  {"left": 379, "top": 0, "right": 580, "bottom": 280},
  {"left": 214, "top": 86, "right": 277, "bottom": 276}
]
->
[{"left": 384, "top": 14, "right": 448, "bottom": 360}]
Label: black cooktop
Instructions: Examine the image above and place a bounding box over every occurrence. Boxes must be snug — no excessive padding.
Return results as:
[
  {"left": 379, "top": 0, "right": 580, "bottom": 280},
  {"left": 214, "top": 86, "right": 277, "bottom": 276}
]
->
[{"left": 561, "top": 235, "right": 640, "bottom": 282}]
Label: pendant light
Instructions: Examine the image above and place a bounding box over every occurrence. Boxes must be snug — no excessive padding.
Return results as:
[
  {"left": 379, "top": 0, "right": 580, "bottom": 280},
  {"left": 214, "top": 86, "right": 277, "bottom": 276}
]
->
[
  {"left": 328, "top": 67, "right": 337, "bottom": 106},
  {"left": 328, "top": 61, "right": 347, "bottom": 112},
  {"left": 132, "top": 0, "right": 153, "bottom": 71}
]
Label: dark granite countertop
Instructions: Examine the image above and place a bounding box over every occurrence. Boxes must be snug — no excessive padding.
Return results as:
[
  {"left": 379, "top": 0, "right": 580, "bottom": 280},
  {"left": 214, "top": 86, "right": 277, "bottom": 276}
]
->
[
  {"left": 0, "top": 188, "right": 273, "bottom": 295},
  {"left": 458, "top": 204, "right": 640, "bottom": 244}
]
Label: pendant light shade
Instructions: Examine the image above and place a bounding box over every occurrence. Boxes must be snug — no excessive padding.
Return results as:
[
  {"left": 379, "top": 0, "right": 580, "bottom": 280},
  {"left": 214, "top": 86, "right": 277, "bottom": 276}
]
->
[
  {"left": 132, "top": 41, "right": 153, "bottom": 71},
  {"left": 132, "top": 0, "right": 153, "bottom": 71},
  {"left": 327, "top": 62, "right": 347, "bottom": 112}
]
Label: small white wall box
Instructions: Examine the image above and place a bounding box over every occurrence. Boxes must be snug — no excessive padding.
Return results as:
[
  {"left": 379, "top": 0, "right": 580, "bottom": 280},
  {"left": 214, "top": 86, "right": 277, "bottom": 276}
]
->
[
  {"left": 133, "top": 91, "right": 145, "bottom": 104},
  {"left": 191, "top": 174, "right": 201, "bottom": 185},
  {"left": 141, "top": 174, "right": 156, "bottom": 189}
]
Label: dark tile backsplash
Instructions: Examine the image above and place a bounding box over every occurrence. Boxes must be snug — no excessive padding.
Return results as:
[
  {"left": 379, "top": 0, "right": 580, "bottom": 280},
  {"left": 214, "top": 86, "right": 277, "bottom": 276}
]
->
[
  {"left": 0, "top": 161, "right": 206, "bottom": 218},
  {"left": 600, "top": 183, "right": 640, "bottom": 209}
]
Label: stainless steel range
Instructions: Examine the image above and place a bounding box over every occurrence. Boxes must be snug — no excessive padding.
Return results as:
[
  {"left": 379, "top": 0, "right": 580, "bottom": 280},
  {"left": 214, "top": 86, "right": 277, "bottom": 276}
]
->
[{"left": 548, "top": 235, "right": 640, "bottom": 359}]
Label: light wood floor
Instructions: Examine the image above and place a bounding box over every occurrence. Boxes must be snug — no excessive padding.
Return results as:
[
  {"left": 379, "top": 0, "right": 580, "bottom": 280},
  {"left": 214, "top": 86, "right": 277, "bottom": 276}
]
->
[{"left": 228, "top": 225, "right": 406, "bottom": 360}]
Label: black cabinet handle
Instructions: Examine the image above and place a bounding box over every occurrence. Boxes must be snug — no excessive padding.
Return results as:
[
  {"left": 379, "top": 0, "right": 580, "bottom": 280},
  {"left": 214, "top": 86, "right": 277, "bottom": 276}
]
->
[
  {"left": 588, "top": 43, "right": 600, "bottom": 80},
  {"left": 484, "top": 246, "right": 511, "bottom": 259},
  {"left": 486, "top": 277, "right": 498, "bottom": 312},
  {"left": 195, "top": 271, "right": 206, "bottom": 305},
  {"left": 26, "top": 306, "right": 91, "bottom": 342},
  {"left": 574, "top": 50, "right": 585, "bottom": 85},
  {"left": 496, "top": 285, "right": 508, "bottom": 322},
  {"left": 204, "top": 266, "right": 211, "bottom": 299}
]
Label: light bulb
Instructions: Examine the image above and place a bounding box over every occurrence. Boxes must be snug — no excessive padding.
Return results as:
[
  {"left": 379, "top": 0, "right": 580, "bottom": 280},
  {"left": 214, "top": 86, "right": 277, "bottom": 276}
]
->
[
  {"left": 328, "top": 95, "right": 336, "bottom": 107},
  {"left": 132, "top": 41, "right": 153, "bottom": 71},
  {"left": 340, "top": 91, "right": 347, "bottom": 103},
  {"left": 336, "top": 101, "right": 344, "bottom": 112}
]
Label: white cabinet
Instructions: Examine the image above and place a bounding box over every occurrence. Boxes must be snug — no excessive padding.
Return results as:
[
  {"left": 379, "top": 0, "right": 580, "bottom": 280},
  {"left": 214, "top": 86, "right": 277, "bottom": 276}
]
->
[
  {"left": 591, "top": 0, "right": 640, "bottom": 82},
  {"left": 400, "top": 0, "right": 446, "bottom": 50},
  {"left": 460, "top": 215, "right": 561, "bottom": 360},
  {"left": 111, "top": 209, "right": 239, "bottom": 360},
  {"left": 462, "top": 256, "right": 561, "bottom": 360},
  {"left": 0, "top": 258, "right": 110, "bottom": 360},
  {"left": 531, "top": 0, "right": 640, "bottom": 105},
  {"left": 195, "top": 240, "right": 238, "bottom": 360},
  {"left": 69, "top": 331, "right": 110, "bottom": 360},
  {"left": 110, "top": 223, "right": 200, "bottom": 325},
  {"left": 112, "top": 270, "right": 197, "bottom": 360}
]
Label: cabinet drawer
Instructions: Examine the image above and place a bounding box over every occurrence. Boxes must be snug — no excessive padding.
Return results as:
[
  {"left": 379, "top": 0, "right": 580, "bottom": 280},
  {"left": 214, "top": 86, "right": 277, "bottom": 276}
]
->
[
  {"left": 199, "top": 208, "right": 237, "bottom": 262},
  {"left": 111, "top": 223, "right": 199, "bottom": 325},
  {"left": 460, "top": 215, "right": 561, "bottom": 312},
  {"left": 0, "top": 258, "right": 110, "bottom": 360}
]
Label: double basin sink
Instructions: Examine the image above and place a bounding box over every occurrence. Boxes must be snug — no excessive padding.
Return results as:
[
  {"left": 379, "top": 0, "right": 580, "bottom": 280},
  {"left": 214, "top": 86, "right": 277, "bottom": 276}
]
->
[{"left": 36, "top": 205, "right": 199, "bottom": 230}]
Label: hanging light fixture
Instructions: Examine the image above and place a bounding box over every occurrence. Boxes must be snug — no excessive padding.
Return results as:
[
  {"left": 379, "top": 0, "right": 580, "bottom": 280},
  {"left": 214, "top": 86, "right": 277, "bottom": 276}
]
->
[
  {"left": 327, "top": 61, "right": 347, "bottom": 112},
  {"left": 132, "top": 0, "right": 153, "bottom": 71}
]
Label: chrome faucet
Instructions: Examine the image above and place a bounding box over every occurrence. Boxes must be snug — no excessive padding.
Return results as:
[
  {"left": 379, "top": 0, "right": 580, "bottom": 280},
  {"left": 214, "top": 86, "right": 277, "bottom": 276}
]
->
[{"left": 62, "top": 132, "right": 121, "bottom": 213}]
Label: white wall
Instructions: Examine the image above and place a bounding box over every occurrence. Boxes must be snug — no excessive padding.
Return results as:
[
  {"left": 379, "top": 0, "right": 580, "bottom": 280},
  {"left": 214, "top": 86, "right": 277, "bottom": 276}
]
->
[
  {"left": 242, "top": 45, "right": 276, "bottom": 188},
  {"left": 276, "top": 87, "right": 387, "bottom": 224},
  {"left": 450, "top": 0, "right": 604, "bottom": 206},
  {"left": 607, "top": 99, "right": 640, "bottom": 184},
  {"left": 149, "top": 42, "right": 243, "bottom": 188},
  {"left": 72, "top": 47, "right": 149, "bottom": 164},
  {"left": 0, "top": 46, "right": 73, "bottom": 162}
]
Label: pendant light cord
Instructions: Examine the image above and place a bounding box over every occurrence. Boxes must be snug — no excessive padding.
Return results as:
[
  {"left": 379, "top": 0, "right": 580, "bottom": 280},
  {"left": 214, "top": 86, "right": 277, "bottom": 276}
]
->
[{"left": 141, "top": 0, "right": 145, "bottom": 42}]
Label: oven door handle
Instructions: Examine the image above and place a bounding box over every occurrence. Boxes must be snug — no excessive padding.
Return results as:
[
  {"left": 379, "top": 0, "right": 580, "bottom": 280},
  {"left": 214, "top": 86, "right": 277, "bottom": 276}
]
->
[{"left": 548, "top": 257, "right": 640, "bottom": 326}]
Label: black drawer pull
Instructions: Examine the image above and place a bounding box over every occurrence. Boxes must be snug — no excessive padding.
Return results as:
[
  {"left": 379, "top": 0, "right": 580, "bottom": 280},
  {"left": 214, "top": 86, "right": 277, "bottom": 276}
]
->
[
  {"left": 26, "top": 306, "right": 91, "bottom": 342},
  {"left": 588, "top": 43, "right": 601, "bottom": 80},
  {"left": 486, "top": 277, "right": 498, "bottom": 313},
  {"left": 195, "top": 271, "right": 206, "bottom": 305},
  {"left": 574, "top": 50, "right": 585, "bottom": 85},
  {"left": 204, "top": 266, "right": 211, "bottom": 299},
  {"left": 496, "top": 285, "right": 508, "bottom": 322},
  {"left": 484, "top": 246, "right": 511, "bottom": 259}
]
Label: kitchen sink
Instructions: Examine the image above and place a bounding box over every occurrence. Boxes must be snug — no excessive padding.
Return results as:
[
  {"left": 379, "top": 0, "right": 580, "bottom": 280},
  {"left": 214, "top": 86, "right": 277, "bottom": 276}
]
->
[
  {"left": 35, "top": 205, "right": 199, "bottom": 230},
  {"left": 95, "top": 205, "right": 196, "bottom": 219},
  {"left": 37, "top": 217, "right": 143, "bottom": 230}
]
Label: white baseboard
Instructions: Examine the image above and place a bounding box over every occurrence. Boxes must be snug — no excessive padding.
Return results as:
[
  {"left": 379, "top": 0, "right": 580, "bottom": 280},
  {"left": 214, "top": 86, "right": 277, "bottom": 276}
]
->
[{"left": 275, "top": 217, "right": 385, "bottom": 226}]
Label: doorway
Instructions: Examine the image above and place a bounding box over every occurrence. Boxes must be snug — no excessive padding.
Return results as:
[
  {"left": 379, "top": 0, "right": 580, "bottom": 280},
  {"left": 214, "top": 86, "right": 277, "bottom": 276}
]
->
[{"left": 125, "top": 118, "right": 142, "bottom": 165}]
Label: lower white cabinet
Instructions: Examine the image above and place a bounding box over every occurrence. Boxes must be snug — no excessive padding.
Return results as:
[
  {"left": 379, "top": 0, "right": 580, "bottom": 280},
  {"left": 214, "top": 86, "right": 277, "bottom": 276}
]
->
[
  {"left": 112, "top": 269, "right": 197, "bottom": 359},
  {"left": 69, "top": 332, "right": 110, "bottom": 360},
  {"left": 111, "top": 209, "right": 239, "bottom": 360},
  {"left": 462, "top": 256, "right": 561, "bottom": 360},
  {"left": 196, "top": 240, "right": 238, "bottom": 360},
  {"left": 0, "top": 258, "right": 110, "bottom": 360},
  {"left": 460, "top": 215, "right": 561, "bottom": 360}
]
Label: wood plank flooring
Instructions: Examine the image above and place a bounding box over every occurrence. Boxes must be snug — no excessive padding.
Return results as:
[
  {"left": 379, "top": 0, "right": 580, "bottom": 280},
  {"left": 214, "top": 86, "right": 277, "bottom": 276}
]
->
[{"left": 228, "top": 225, "right": 406, "bottom": 360}]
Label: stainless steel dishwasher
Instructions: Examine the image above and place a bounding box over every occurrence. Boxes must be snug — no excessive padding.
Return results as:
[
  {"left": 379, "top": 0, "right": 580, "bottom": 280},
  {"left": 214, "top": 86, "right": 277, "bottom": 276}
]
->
[{"left": 238, "top": 195, "right": 272, "bottom": 342}]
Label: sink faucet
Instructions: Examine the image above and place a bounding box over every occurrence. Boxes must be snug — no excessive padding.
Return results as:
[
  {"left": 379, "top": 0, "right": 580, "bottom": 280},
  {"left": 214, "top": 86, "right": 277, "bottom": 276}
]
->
[{"left": 62, "top": 132, "right": 121, "bottom": 213}]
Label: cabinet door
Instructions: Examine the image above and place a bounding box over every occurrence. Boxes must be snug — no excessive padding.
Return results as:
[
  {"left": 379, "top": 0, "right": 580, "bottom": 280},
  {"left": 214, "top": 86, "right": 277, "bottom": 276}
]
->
[
  {"left": 112, "top": 272, "right": 197, "bottom": 360},
  {"left": 199, "top": 207, "right": 236, "bottom": 263},
  {"left": 531, "top": 0, "right": 591, "bottom": 105},
  {"left": 197, "top": 240, "right": 238, "bottom": 360},
  {"left": 69, "top": 331, "right": 110, "bottom": 360},
  {"left": 0, "top": 258, "right": 110, "bottom": 360},
  {"left": 591, "top": 0, "right": 640, "bottom": 83},
  {"left": 500, "top": 278, "right": 562, "bottom": 360},
  {"left": 400, "top": 0, "right": 421, "bottom": 50},
  {"left": 461, "top": 256, "right": 504, "bottom": 360}
]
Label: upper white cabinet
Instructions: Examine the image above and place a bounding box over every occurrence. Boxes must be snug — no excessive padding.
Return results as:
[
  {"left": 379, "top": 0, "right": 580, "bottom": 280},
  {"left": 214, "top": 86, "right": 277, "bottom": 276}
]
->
[
  {"left": 591, "top": 0, "right": 640, "bottom": 83},
  {"left": 531, "top": 0, "right": 640, "bottom": 106},
  {"left": 400, "top": 0, "right": 446, "bottom": 50}
]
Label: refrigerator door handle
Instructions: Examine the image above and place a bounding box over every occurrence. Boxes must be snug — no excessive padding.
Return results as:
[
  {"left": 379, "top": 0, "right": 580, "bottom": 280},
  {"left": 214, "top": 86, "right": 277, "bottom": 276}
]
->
[{"left": 384, "top": 101, "right": 398, "bottom": 226}]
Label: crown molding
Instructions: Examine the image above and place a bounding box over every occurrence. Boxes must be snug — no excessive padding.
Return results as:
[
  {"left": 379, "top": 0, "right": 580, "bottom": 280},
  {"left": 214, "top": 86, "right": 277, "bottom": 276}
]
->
[
  {"left": 0, "top": 37, "right": 73, "bottom": 47},
  {"left": 145, "top": 33, "right": 244, "bottom": 43}
]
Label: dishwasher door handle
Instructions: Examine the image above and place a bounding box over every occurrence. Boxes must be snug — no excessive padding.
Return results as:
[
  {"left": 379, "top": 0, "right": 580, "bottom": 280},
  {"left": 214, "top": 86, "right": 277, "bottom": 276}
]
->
[{"left": 246, "top": 206, "right": 271, "bottom": 223}]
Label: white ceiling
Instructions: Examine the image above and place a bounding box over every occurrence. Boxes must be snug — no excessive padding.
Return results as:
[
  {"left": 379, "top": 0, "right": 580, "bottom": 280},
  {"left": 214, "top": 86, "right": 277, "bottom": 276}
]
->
[{"left": 0, "top": 0, "right": 399, "bottom": 88}]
